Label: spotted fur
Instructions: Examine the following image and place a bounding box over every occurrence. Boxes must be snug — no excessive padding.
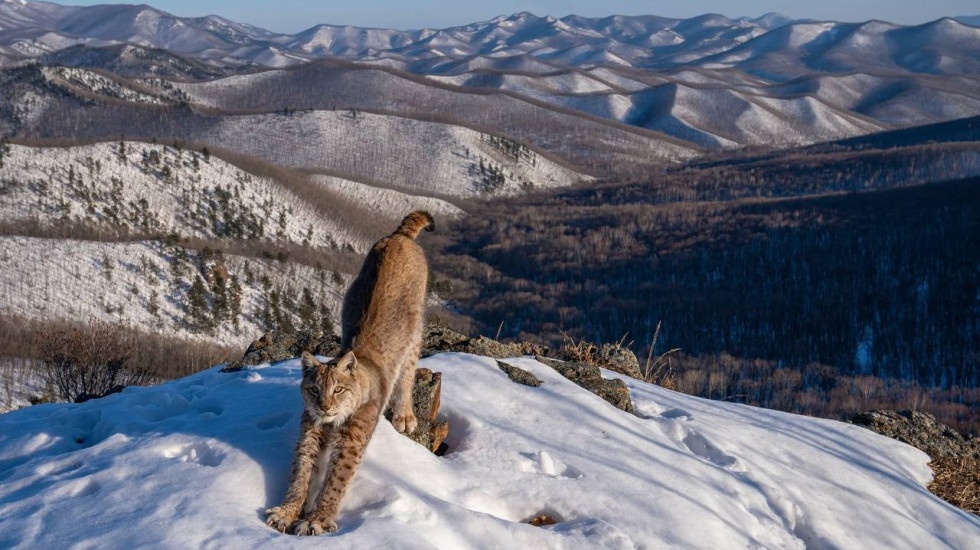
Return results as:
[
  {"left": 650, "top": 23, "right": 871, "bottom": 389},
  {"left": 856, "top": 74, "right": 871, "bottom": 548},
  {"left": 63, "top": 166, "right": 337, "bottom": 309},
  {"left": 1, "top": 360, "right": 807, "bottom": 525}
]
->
[{"left": 266, "top": 211, "right": 432, "bottom": 536}]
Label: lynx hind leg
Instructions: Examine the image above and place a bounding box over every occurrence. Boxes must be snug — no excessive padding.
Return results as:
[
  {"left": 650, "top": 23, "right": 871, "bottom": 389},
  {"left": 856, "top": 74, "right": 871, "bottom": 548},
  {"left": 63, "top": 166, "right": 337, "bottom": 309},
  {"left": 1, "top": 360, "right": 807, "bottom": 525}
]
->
[{"left": 391, "top": 352, "right": 419, "bottom": 434}]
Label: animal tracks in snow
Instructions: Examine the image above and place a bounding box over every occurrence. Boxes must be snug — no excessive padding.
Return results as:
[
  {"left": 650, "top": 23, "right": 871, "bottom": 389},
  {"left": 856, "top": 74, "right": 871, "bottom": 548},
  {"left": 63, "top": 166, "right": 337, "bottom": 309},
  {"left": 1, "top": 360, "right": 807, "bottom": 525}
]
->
[
  {"left": 520, "top": 451, "right": 584, "bottom": 479},
  {"left": 161, "top": 441, "right": 224, "bottom": 467},
  {"left": 637, "top": 400, "right": 742, "bottom": 472},
  {"left": 255, "top": 412, "right": 293, "bottom": 431},
  {"left": 679, "top": 430, "right": 742, "bottom": 471}
]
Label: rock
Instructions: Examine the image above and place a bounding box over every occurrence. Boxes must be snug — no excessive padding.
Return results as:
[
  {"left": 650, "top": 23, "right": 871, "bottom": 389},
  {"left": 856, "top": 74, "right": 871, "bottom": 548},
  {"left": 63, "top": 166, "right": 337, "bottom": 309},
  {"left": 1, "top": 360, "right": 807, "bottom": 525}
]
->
[
  {"left": 422, "top": 324, "right": 470, "bottom": 353},
  {"left": 853, "top": 410, "right": 980, "bottom": 516},
  {"left": 496, "top": 360, "right": 542, "bottom": 387},
  {"left": 528, "top": 515, "right": 558, "bottom": 527},
  {"left": 389, "top": 368, "right": 450, "bottom": 453},
  {"left": 851, "top": 410, "right": 980, "bottom": 459},
  {"left": 597, "top": 344, "right": 642, "bottom": 379},
  {"left": 314, "top": 334, "right": 342, "bottom": 358},
  {"left": 221, "top": 330, "right": 341, "bottom": 372},
  {"left": 422, "top": 323, "right": 548, "bottom": 358},
  {"left": 534, "top": 355, "right": 633, "bottom": 414},
  {"left": 412, "top": 368, "right": 443, "bottom": 422}
]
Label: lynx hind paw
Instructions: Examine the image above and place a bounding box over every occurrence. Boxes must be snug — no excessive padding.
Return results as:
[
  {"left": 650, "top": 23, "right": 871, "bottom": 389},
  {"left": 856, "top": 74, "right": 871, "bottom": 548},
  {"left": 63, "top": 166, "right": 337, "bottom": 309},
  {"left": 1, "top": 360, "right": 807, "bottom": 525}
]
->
[
  {"left": 293, "top": 519, "right": 338, "bottom": 536},
  {"left": 392, "top": 412, "right": 418, "bottom": 434},
  {"left": 265, "top": 506, "right": 298, "bottom": 533}
]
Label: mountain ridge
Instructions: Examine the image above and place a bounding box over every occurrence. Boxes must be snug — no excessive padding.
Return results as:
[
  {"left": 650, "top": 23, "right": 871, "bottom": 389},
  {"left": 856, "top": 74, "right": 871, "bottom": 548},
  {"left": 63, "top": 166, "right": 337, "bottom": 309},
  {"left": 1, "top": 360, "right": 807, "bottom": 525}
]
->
[{"left": 2, "top": 0, "right": 978, "bottom": 79}]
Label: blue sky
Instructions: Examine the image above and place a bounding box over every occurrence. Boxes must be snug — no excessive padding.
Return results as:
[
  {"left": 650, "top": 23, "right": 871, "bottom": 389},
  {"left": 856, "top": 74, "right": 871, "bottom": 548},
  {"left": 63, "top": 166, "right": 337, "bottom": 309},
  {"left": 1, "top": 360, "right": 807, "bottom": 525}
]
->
[{"left": 60, "top": 0, "right": 980, "bottom": 32}]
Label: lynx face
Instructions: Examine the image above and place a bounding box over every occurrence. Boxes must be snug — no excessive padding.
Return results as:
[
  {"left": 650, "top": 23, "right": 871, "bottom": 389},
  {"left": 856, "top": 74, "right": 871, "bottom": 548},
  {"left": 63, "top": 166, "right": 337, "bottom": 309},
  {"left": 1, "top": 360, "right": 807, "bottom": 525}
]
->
[{"left": 301, "top": 352, "right": 361, "bottom": 426}]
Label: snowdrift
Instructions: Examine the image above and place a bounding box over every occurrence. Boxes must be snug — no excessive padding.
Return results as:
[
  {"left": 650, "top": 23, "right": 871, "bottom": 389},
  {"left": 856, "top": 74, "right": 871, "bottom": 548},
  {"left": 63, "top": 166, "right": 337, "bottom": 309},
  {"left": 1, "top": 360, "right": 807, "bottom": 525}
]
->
[{"left": 1, "top": 353, "right": 977, "bottom": 549}]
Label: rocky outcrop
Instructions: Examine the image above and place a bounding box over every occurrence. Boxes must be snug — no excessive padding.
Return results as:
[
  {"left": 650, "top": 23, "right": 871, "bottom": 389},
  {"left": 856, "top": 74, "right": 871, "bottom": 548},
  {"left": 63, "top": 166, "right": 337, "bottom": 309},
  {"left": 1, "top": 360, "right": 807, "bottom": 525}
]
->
[
  {"left": 496, "top": 360, "right": 542, "bottom": 387},
  {"left": 422, "top": 324, "right": 548, "bottom": 358},
  {"left": 535, "top": 356, "right": 633, "bottom": 413},
  {"left": 596, "top": 344, "right": 642, "bottom": 379},
  {"left": 220, "top": 330, "right": 341, "bottom": 372},
  {"left": 388, "top": 368, "right": 450, "bottom": 454},
  {"left": 851, "top": 410, "right": 980, "bottom": 459},
  {"left": 853, "top": 410, "right": 980, "bottom": 516}
]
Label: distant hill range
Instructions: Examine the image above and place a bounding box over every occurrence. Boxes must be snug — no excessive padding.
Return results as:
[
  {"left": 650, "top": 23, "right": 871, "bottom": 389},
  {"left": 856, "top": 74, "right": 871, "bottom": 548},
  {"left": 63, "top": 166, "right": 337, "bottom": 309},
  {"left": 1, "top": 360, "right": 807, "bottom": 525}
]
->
[
  {"left": 1, "top": 1, "right": 979, "bottom": 78},
  {"left": 0, "top": 1, "right": 978, "bottom": 154}
]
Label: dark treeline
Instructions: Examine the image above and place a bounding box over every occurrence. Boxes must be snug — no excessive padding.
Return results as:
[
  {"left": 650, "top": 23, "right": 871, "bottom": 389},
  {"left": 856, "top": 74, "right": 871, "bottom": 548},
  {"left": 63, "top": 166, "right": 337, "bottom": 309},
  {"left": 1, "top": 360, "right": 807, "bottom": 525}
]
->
[
  {"left": 431, "top": 150, "right": 980, "bottom": 430},
  {"left": 671, "top": 353, "right": 980, "bottom": 436}
]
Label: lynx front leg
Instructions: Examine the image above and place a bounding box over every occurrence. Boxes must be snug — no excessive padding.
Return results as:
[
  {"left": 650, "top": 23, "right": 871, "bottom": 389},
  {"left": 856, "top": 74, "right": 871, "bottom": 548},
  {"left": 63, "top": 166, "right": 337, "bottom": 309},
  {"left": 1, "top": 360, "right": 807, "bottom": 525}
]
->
[
  {"left": 391, "top": 353, "right": 419, "bottom": 434},
  {"left": 294, "top": 403, "right": 380, "bottom": 536},
  {"left": 266, "top": 415, "right": 325, "bottom": 533}
]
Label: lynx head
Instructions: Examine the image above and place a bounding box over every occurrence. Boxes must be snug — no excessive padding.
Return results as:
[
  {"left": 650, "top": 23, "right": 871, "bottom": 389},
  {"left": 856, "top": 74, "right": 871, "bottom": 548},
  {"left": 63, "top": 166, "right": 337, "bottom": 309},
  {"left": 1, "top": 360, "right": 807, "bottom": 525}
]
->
[{"left": 300, "top": 351, "right": 362, "bottom": 425}]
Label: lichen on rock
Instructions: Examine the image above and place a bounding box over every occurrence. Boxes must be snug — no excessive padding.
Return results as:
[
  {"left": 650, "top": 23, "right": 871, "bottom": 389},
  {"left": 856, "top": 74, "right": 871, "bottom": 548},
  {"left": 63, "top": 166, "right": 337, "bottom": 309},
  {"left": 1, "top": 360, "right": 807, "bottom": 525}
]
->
[
  {"left": 534, "top": 355, "right": 633, "bottom": 413},
  {"left": 496, "top": 360, "right": 542, "bottom": 387}
]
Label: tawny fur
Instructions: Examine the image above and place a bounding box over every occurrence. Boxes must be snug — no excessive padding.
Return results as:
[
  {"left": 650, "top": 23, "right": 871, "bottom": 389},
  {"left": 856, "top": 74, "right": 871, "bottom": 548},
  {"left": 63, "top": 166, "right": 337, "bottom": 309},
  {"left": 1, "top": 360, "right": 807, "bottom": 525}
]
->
[{"left": 266, "top": 211, "right": 433, "bottom": 536}]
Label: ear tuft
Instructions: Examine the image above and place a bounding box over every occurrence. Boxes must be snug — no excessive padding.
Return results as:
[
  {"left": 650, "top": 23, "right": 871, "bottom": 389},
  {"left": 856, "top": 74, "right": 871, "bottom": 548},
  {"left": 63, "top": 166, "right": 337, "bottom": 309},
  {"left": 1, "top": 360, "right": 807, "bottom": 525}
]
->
[{"left": 300, "top": 351, "right": 318, "bottom": 369}]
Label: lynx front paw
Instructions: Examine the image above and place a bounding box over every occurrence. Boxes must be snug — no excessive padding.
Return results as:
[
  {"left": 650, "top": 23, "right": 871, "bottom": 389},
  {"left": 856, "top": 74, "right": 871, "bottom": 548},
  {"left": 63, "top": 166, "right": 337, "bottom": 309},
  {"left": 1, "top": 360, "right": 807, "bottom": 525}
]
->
[
  {"left": 392, "top": 412, "right": 418, "bottom": 434},
  {"left": 293, "top": 518, "right": 338, "bottom": 536},
  {"left": 265, "top": 506, "right": 299, "bottom": 533}
]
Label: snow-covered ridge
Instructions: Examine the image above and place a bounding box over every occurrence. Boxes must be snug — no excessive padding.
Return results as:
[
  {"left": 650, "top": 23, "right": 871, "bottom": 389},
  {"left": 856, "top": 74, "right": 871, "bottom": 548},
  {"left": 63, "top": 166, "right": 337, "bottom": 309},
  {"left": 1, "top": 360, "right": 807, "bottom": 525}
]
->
[
  {"left": 41, "top": 66, "right": 183, "bottom": 105},
  {"left": 0, "top": 353, "right": 977, "bottom": 548},
  {"left": 1, "top": 1, "right": 979, "bottom": 79},
  {"left": 162, "top": 109, "right": 590, "bottom": 198}
]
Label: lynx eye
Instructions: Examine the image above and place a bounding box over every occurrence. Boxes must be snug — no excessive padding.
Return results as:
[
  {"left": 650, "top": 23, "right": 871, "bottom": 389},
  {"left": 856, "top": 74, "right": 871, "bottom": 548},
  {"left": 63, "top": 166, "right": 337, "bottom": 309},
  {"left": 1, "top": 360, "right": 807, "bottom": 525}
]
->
[
  {"left": 306, "top": 386, "right": 320, "bottom": 397},
  {"left": 333, "top": 387, "right": 345, "bottom": 394}
]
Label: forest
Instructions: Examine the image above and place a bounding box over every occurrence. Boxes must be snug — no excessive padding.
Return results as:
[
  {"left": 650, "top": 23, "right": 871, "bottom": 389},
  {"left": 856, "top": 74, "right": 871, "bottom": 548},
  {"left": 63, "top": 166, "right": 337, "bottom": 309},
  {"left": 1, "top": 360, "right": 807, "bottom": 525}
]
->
[{"left": 430, "top": 143, "right": 980, "bottom": 433}]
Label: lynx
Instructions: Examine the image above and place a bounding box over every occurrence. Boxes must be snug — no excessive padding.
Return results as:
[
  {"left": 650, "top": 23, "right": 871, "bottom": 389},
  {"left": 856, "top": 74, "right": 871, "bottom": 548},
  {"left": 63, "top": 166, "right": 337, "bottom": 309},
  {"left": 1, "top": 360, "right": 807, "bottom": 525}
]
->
[{"left": 265, "top": 211, "right": 434, "bottom": 536}]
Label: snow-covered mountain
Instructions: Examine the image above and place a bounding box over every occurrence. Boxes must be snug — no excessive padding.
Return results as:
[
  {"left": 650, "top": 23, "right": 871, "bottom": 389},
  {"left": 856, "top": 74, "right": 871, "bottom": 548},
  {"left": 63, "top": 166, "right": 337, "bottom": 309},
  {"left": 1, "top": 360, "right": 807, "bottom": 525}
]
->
[
  {"left": 2, "top": 1, "right": 979, "bottom": 79},
  {"left": 954, "top": 15, "right": 980, "bottom": 27},
  {"left": 1, "top": 353, "right": 977, "bottom": 548},
  {"left": 1, "top": 1, "right": 978, "bottom": 152},
  {"left": 0, "top": 141, "right": 469, "bottom": 346}
]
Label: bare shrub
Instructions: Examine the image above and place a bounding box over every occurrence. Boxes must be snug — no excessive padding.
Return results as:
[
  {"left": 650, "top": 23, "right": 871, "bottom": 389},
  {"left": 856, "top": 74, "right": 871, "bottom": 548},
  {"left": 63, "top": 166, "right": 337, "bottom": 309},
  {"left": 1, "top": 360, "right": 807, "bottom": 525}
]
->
[
  {"left": 37, "top": 320, "right": 150, "bottom": 402},
  {"left": 0, "top": 315, "right": 238, "bottom": 385}
]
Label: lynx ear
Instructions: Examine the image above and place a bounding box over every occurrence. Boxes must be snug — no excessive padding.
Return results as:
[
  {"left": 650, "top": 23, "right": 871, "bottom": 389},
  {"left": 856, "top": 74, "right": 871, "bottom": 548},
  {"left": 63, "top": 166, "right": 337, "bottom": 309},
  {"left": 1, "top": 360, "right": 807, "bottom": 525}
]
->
[
  {"left": 300, "top": 351, "right": 319, "bottom": 373},
  {"left": 341, "top": 351, "right": 357, "bottom": 374}
]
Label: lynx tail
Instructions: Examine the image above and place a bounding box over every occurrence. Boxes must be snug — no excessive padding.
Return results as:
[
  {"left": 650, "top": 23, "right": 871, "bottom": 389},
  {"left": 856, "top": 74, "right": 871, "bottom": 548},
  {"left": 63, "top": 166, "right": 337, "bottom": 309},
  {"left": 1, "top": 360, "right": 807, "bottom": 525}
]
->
[{"left": 394, "top": 211, "right": 435, "bottom": 239}]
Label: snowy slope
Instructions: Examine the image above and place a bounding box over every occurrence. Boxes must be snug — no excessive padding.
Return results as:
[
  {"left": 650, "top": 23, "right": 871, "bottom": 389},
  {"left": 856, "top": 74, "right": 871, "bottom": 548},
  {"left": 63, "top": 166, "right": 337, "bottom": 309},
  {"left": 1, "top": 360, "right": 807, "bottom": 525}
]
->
[
  {"left": 309, "top": 174, "right": 464, "bottom": 222},
  {"left": 0, "top": 353, "right": 977, "bottom": 549},
  {"left": 0, "top": 142, "right": 358, "bottom": 250},
  {"left": 181, "top": 110, "right": 588, "bottom": 198},
  {"left": 0, "top": 236, "right": 346, "bottom": 346}
]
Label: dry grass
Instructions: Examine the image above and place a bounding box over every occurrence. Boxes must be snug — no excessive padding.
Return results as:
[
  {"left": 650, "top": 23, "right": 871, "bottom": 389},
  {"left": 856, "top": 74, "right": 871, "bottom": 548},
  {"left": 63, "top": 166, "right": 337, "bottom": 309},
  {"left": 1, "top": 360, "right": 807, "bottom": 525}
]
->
[
  {"left": 929, "top": 456, "right": 980, "bottom": 516},
  {"left": 642, "top": 321, "right": 680, "bottom": 390},
  {"left": 558, "top": 330, "right": 602, "bottom": 367}
]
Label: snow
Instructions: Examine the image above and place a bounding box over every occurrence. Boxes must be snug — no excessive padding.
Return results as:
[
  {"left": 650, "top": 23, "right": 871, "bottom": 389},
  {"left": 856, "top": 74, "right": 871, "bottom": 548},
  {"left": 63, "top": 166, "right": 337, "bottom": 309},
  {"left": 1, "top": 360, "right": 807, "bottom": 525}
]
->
[
  {"left": 0, "top": 142, "right": 356, "bottom": 250},
  {"left": 0, "top": 236, "right": 346, "bottom": 346},
  {"left": 42, "top": 66, "right": 176, "bottom": 105},
  {"left": 1, "top": 353, "right": 977, "bottom": 549},
  {"left": 182, "top": 110, "right": 584, "bottom": 198},
  {"left": 0, "top": 358, "right": 46, "bottom": 413},
  {"left": 310, "top": 174, "right": 464, "bottom": 224}
]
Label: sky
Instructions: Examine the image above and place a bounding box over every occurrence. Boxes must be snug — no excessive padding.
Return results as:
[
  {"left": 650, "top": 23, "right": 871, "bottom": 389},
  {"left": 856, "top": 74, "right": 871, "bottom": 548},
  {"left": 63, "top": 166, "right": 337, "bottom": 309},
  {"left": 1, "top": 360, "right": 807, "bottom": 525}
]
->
[{"left": 58, "top": 0, "right": 980, "bottom": 32}]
